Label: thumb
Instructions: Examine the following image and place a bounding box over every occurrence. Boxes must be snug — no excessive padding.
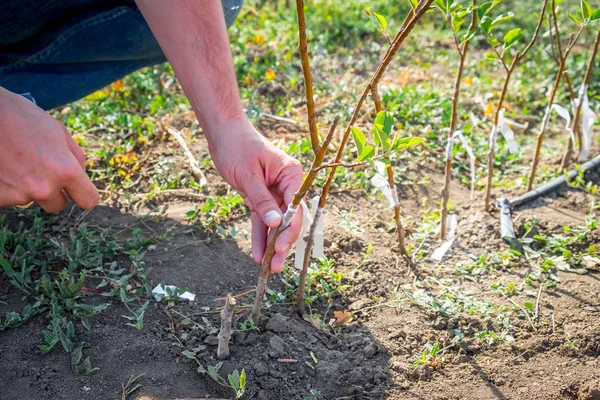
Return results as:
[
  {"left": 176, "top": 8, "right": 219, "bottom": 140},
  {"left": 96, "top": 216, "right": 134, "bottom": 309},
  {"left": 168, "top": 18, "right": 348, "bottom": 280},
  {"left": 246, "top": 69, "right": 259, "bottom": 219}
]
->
[{"left": 246, "top": 176, "right": 282, "bottom": 228}]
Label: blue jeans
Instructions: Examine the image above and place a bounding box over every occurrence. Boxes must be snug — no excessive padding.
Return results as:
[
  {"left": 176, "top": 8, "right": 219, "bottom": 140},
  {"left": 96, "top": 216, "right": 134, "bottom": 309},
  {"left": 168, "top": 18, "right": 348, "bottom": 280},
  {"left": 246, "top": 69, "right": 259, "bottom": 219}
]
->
[{"left": 0, "top": 0, "right": 243, "bottom": 110}]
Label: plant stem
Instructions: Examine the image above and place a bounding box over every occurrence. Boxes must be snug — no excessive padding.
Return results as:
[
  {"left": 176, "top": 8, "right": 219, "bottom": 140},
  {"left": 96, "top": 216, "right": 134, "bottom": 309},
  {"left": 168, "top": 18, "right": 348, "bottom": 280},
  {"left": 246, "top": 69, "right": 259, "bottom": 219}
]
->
[
  {"left": 561, "top": 26, "right": 600, "bottom": 167},
  {"left": 529, "top": 2, "right": 584, "bottom": 189},
  {"left": 217, "top": 296, "right": 236, "bottom": 360},
  {"left": 296, "top": 207, "right": 322, "bottom": 315},
  {"left": 296, "top": 0, "right": 320, "bottom": 154},
  {"left": 441, "top": 0, "right": 476, "bottom": 239},
  {"left": 251, "top": 117, "right": 338, "bottom": 324},
  {"left": 483, "top": 0, "right": 548, "bottom": 211}
]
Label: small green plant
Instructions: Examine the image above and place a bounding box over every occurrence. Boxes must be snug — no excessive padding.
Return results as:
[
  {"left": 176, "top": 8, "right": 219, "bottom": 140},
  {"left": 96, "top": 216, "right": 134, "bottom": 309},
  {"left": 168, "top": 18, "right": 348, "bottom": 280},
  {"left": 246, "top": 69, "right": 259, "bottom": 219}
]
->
[
  {"left": 198, "top": 362, "right": 246, "bottom": 399},
  {"left": 121, "top": 373, "right": 145, "bottom": 400},
  {"left": 413, "top": 342, "right": 441, "bottom": 367}
]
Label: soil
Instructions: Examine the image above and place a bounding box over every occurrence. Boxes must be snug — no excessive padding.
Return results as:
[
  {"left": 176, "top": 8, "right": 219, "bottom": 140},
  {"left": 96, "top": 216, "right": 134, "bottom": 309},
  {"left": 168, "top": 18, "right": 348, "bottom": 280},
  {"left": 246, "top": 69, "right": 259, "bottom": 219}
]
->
[{"left": 2, "top": 92, "right": 600, "bottom": 400}]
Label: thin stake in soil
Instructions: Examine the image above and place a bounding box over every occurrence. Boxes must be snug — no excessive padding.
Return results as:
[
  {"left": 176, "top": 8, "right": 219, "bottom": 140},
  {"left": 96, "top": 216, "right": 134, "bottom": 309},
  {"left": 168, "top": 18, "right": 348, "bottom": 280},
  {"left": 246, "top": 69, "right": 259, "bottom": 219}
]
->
[
  {"left": 527, "top": 0, "right": 585, "bottom": 190},
  {"left": 483, "top": 0, "right": 549, "bottom": 211},
  {"left": 440, "top": 0, "right": 477, "bottom": 240},
  {"left": 560, "top": 26, "right": 600, "bottom": 169},
  {"left": 217, "top": 295, "right": 236, "bottom": 360}
]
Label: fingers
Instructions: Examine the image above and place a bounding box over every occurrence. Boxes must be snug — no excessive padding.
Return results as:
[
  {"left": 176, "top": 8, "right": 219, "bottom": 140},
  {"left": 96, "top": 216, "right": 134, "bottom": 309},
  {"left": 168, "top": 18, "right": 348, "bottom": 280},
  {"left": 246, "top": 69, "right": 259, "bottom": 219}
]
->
[
  {"left": 62, "top": 161, "right": 99, "bottom": 210},
  {"left": 275, "top": 202, "right": 302, "bottom": 253},
  {"left": 251, "top": 212, "right": 267, "bottom": 264},
  {"left": 61, "top": 126, "right": 85, "bottom": 168},
  {"left": 270, "top": 251, "right": 288, "bottom": 274},
  {"left": 245, "top": 175, "right": 282, "bottom": 228},
  {"left": 37, "top": 190, "right": 68, "bottom": 213}
]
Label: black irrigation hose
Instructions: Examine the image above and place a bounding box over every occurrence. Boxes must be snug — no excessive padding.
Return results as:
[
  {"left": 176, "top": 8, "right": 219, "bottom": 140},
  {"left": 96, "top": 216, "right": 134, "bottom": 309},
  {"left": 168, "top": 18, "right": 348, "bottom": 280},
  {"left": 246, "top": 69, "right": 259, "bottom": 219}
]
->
[
  {"left": 496, "top": 153, "right": 600, "bottom": 242},
  {"left": 511, "top": 153, "right": 600, "bottom": 209}
]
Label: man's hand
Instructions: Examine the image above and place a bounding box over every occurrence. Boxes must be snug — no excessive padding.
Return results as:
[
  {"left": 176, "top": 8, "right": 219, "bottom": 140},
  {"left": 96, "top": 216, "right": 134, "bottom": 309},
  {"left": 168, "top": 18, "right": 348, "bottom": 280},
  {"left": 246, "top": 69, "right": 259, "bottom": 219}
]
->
[
  {"left": 210, "top": 119, "right": 304, "bottom": 273},
  {"left": 0, "top": 87, "right": 99, "bottom": 212},
  {"left": 136, "top": 0, "right": 305, "bottom": 273}
]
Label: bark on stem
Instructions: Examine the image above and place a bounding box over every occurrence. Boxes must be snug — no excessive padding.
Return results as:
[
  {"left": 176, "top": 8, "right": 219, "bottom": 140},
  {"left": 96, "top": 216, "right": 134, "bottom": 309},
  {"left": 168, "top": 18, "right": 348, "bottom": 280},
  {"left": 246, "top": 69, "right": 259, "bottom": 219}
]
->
[
  {"left": 217, "top": 296, "right": 236, "bottom": 360},
  {"left": 251, "top": 117, "right": 339, "bottom": 324},
  {"left": 319, "top": 0, "right": 434, "bottom": 212},
  {"left": 295, "top": 0, "right": 319, "bottom": 154},
  {"left": 529, "top": 2, "right": 584, "bottom": 189},
  {"left": 296, "top": 207, "right": 322, "bottom": 315},
  {"left": 440, "top": 0, "right": 476, "bottom": 240},
  {"left": 484, "top": 0, "right": 548, "bottom": 211},
  {"left": 561, "top": 26, "right": 600, "bottom": 168}
]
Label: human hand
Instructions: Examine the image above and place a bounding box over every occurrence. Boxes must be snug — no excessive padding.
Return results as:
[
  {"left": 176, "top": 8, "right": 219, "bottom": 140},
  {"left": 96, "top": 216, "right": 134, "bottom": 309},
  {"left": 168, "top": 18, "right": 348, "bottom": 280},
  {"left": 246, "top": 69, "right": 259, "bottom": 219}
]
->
[
  {"left": 0, "top": 87, "right": 99, "bottom": 212},
  {"left": 208, "top": 118, "right": 304, "bottom": 273}
]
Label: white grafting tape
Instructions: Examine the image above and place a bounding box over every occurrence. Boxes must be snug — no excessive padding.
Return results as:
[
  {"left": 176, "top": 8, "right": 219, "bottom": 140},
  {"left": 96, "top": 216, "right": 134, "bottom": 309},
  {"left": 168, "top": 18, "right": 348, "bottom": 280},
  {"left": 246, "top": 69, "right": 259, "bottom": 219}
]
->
[
  {"left": 294, "top": 200, "right": 311, "bottom": 270},
  {"left": 371, "top": 173, "right": 396, "bottom": 208},
  {"left": 550, "top": 104, "right": 576, "bottom": 145},
  {"left": 579, "top": 85, "right": 597, "bottom": 162},
  {"left": 431, "top": 214, "right": 458, "bottom": 261},
  {"left": 312, "top": 195, "right": 325, "bottom": 258},
  {"left": 498, "top": 109, "right": 518, "bottom": 154},
  {"left": 281, "top": 203, "right": 299, "bottom": 231}
]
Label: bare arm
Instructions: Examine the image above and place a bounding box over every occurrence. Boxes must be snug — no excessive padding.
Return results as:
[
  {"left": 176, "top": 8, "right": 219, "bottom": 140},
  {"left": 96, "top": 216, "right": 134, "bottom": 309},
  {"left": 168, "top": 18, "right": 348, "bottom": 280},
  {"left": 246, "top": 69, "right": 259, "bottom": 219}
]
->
[{"left": 135, "top": 0, "right": 303, "bottom": 272}]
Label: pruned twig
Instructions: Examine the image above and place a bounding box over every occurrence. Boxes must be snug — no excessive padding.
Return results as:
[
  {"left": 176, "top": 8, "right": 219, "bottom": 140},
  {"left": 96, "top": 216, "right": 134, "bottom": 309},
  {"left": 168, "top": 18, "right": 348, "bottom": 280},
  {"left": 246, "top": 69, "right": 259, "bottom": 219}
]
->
[
  {"left": 217, "top": 296, "right": 236, "bottom": 360},
  {"left": 166, "top": 127, "right": 208, "bottom": 187}
]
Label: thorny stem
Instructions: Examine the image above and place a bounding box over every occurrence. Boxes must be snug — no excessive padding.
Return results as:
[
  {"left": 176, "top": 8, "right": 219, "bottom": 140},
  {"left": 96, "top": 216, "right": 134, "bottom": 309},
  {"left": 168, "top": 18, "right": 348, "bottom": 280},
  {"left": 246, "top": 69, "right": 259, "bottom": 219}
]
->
[
  {"left": 251, "top": 117, "right": 339, "bottom": 324},
  {"left": 440, "top": 0, "right": 476, "bottom": 240},
  {"left": 217, "top": 296, "right": 236, "bottom": 360},
  {"left": 484, "top": 0, "right": 549, "bottom": 211},
  {"left": 528, "top": 1, "right": 585, "bottom": 190},
  {"left": 296, "top": 0, "right": 320, "bottom": 154},
  {"left": 561, "top": 26, "right": 600, "bottom": 168}
]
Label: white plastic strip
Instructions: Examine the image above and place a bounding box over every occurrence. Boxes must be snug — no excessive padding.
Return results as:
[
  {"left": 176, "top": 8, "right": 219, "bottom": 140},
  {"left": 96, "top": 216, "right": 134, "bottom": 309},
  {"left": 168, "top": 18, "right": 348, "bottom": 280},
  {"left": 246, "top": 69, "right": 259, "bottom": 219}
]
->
[
  {"left": 452, "top": 131, "right": 476, "bottom": 200},
  {"left": 371, "top": 173, "right": 397, "bottom": 208},
  {"left": 281, "top": 203, "right": 299, "bottom": 231},
  {"left": 431, "top": 214, "right": 458, "bottom": 261},
  {"left": 152, "top": 284, "right": 195, "bottom": 301},
  {"left": 498, "top": 109, "right": 518, "bottom": 154},
  {"left": 579, "top": 85, "right": 597, "bottom": 162},
  {"left": 312, "top": 195, "right": 325, "bottom": 258},
  {"left": 294, "top": 200, "right": 311, "bottom": 270},
  {"left": 551, "top": 104, "right": 576, "bottom": 145}
]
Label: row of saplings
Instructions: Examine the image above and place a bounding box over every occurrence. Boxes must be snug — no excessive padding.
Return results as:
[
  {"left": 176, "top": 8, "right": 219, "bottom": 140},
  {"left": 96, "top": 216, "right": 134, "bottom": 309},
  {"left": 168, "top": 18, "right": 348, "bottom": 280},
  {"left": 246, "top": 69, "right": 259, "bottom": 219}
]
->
[{"left": 216, "top": 0, "right": 600, "bottom": 360}]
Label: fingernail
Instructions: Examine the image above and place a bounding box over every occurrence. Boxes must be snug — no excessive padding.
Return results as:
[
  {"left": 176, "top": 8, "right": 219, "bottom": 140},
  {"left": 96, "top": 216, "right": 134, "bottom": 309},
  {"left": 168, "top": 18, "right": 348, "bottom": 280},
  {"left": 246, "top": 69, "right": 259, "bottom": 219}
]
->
[{"left": 264, "top": 210, "right": 282, "bottom": 224}]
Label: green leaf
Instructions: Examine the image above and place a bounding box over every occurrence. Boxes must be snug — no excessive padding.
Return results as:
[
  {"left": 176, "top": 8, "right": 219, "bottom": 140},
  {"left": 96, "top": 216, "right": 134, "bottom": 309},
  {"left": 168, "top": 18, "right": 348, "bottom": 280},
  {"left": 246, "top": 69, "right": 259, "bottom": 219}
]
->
[
  {"left": 350, "top": 126, "right": 366, "bottom": 158},
  {"left": 434, "top": 0, "right": 447, "bottom": 14},
  {"left": 480, "top": 15, "right": 492, "bottom": 33},
  {"left": 239, "top": 369, "right": 247, "bottom": 389},
  {"left": 375, "top": 13, "right": 387, "bottom": 30},
  {"left": 393, "top": 137, "right": 426, "bottom": 151},
  {"left": 489, "top": 12, "right": 514, "bottom": 32},
  {"left": 477, "top": 1, "right": 500, "bottom": 19},
  {"left": 590, "top": 9, "right": 600, "bottom": 21},
  {"left": 523, "top": 301, "right": 534, "bottom": 311},
  {"left": 359, "top": 145, "right": 375, "bottom": 161},
  {"left": 503, "top": 28, "right": 522, "bottom": 49},
  {"left": 582, "top": 0, "right": 592, "bottom": 19},
  {"left": 374, "top": 111, "right": 394, "bottom": 135},
  {"left": 460, "top": 29, "right": 476, "bottom": 44},
  {"left": 485, "top": 52, "right": 499, "bottom": 61},
  {"left": 407, "top": 0, "right": 418, "bottom": 9},
  {"left": 0, "top": 254, "right": 15, "bottom": 278},
  {"left": 373, "top": 126, "right": 391, "bottom": 152},
  {"left": 430, "top": 342, "right": 440, "bottom": 357},
  {"left": 568, "top": 13, "right": 582, "bottom": 25}
]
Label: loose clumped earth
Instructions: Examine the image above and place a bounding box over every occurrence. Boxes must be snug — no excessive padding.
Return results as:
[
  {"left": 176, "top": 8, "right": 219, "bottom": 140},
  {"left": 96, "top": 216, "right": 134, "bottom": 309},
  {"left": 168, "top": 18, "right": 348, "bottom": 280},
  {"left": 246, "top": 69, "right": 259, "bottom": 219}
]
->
[{"left": 2, "top": 1, "right": 600, "bottom": 399}]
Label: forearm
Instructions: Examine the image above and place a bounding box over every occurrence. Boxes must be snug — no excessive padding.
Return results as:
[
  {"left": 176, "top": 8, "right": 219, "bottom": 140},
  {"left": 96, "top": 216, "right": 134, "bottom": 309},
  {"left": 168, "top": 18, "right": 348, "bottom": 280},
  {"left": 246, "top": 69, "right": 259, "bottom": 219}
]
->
[{"left": 135, "top": 0, "right": 245, "bottom": 148}]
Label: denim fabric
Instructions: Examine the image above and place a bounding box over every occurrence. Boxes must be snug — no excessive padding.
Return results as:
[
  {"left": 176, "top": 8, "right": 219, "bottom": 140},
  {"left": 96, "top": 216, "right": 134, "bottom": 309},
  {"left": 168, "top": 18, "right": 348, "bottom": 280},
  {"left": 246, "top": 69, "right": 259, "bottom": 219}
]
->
[{"left": 0, "top": 0, "right": 243, "bottom": 110}]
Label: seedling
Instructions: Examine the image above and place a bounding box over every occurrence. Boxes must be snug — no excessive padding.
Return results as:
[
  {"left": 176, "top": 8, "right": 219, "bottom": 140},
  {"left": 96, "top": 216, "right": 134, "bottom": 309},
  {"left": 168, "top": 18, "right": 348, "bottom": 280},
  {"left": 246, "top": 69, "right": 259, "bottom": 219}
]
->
[
  {"left": 198, "top": 362, "right": 246, "bottom": 399},
  {"left": 436, "top": 0, "right": 477, "bottom": 239},
  {"left": 481, "top": 0, "right": 549, "bottom": 211},
  {"left": 528, "top": 0, "right": 594, "bottom": 189},
  {"left": 121, "top": 373, "right": 145, "bottom": 400}
]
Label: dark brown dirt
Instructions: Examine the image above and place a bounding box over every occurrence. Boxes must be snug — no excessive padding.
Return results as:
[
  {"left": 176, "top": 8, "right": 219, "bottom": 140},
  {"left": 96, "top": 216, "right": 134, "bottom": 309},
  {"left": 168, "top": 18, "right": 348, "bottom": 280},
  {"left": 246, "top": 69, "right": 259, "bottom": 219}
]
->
[{"left": 1, "top": 118, "right": 600, "bottom": 400}]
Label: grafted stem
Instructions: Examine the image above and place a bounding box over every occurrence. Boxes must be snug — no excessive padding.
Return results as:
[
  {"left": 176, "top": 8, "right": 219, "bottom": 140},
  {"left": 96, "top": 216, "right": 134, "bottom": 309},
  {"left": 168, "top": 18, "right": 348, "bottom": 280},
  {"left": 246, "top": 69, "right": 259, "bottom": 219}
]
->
[
  {"left": 440, "top": 0, "right": 476, "bottom": 240},
  {"left": 217, "top": 296, "right": 236, "bottom": 360}
]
